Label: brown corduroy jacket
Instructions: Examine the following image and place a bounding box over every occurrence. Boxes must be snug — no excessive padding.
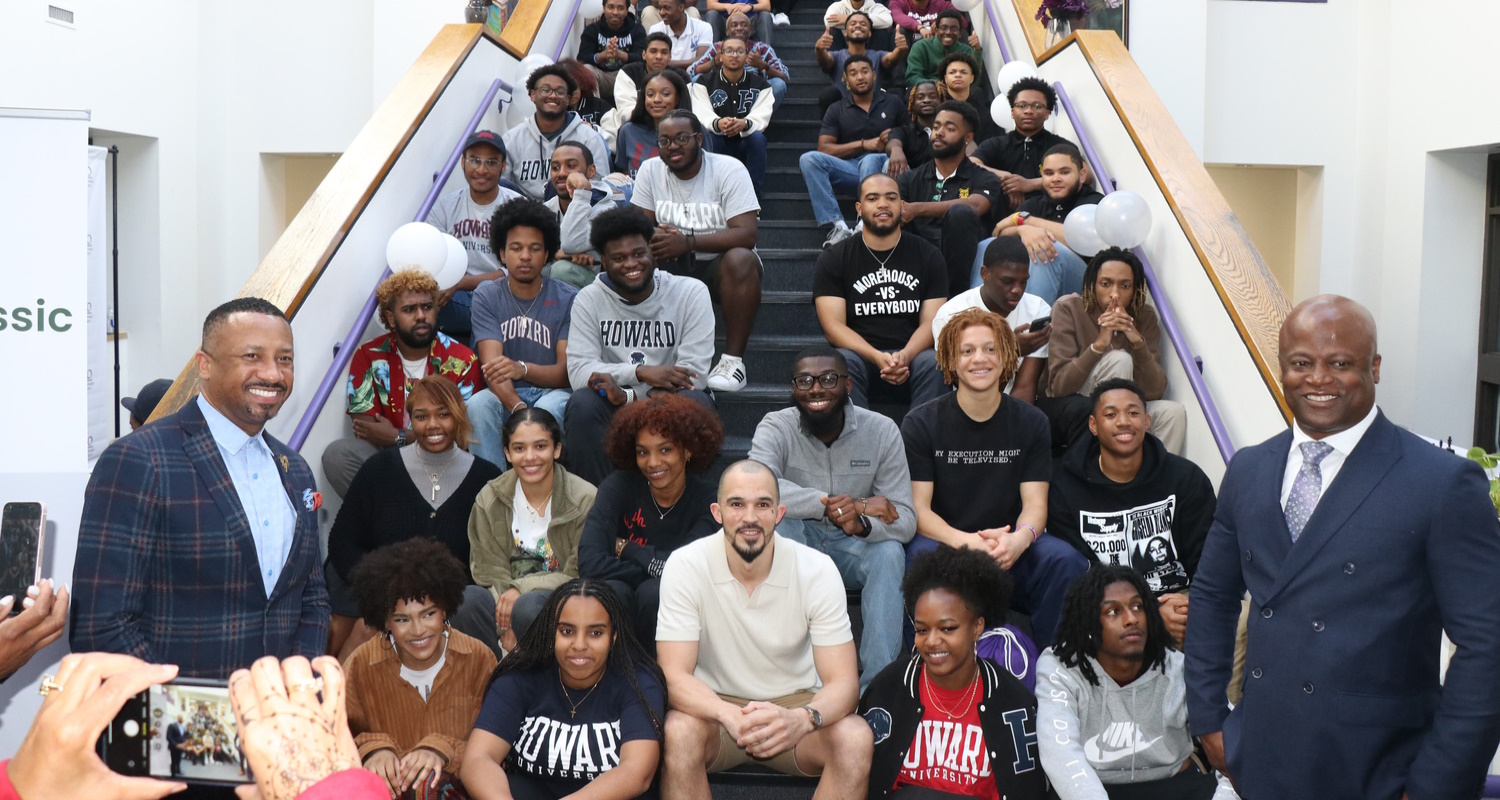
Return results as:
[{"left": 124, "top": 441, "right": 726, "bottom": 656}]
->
[{"left": 1046, "top": 293, "right": 1168, "bottom": 400}]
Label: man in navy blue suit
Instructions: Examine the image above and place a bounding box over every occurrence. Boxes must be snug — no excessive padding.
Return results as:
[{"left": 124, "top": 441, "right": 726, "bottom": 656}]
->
[
  {"left": 72, "top": 297, "right": 330, "bottom": 679},
  {"left": 1185, "top": 295, "right": 1500, "bottom": 800}
]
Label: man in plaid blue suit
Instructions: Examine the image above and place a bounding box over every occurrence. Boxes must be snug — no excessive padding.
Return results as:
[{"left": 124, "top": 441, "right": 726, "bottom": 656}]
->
[{"left": 71, "top": 297, "right": 330, "bottom": 678}]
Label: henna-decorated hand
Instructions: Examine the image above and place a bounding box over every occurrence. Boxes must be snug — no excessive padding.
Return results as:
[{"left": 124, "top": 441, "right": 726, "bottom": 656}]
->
[{"left": 229, "top": 655, "right": 360, "bottom": 800}]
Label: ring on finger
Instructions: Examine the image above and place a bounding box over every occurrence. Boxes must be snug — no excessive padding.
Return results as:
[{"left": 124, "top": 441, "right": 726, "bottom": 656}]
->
[
  {"left": 288, "top": 677, "right": 323, "bottom": 694},
  {"left": 37, "top": 675, "right": 62, "bottom": 697}
]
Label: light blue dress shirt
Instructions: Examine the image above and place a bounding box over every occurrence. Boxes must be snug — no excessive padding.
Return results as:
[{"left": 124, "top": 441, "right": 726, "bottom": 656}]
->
[{"left": 197, "top": 396, "right": 297, "bottom": 596}]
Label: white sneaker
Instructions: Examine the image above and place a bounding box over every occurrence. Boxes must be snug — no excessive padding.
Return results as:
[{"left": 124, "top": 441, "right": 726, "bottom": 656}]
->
[
  {"left": 772, "top": 12, "right": 790, "bottom": 25},
  {"left": 823, "top": 224, "right": 855, "bottom": 249},
  {"left": 707, "top": 355, "right": 748, "bottom": 392}
]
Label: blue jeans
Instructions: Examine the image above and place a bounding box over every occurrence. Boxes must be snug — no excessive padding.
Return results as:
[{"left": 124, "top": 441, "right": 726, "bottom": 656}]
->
[
  {"left": 839, "top": 348, "right": 948, "bottom": 411},
  {"left": 767, "top": 77, "right": 788, "bottom": 108},
  {"left": 778, "top": 518, "right": 905, "bottom": 688},
  {"left": 905, "top": 532, "right": 1088, "bottom": 649},
  {"left": 706, "top": 130, "right": 767, "bottom": 196},
  {"left": 799, "top": 151, "right": 889, "bottom": 226},
  {"left": 466, "top": 386, "right": 572, "bottom": 468},
  {"left": 437, "top": 288, "right": 474, "bottom": 340},
  {"left": 972, "top": 238, "right": 1090, "bottom": 304}
]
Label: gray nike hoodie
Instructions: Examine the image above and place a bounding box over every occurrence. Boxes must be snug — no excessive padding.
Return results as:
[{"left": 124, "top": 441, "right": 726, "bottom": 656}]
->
[{"left": 1035, "top": 648, "right": 1195, "bottom": 798}]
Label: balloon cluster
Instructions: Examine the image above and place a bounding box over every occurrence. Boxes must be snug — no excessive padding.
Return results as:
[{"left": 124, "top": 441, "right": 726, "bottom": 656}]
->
[
  {"left": 988, "top": 61, "right": 1040, "bottom": 131},
  {"left": 386, "top": 222, "right": 468, "bottom": 290},
  {"left": 1063, "top": 191, "right": 1152, "bottom": 256}
]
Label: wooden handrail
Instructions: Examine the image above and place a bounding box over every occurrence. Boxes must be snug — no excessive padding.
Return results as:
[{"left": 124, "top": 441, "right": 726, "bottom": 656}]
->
[
  {"left": 499, "top": 0, "right": 557, "bottom": 58},
  {"left": 1071, "top": 30, "right": 1291, "bottom": 419},
  {"left": 148, "top": 24, "right": 487, "bottom": 423}
]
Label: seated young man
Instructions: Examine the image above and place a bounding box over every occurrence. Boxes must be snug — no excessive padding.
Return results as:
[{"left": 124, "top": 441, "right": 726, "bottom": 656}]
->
[
  {"left": 813, "top": 12, "right": 907, "bottom": 116},
  {"left": 689, "top": 12, "right": 789, "bottom": 107},
  {"left": 932, "top": 237, "right": 1051, "bottom": 404},
  {"left": 648, "top": 0, "right": 714, "bottom": 70},
  {"left": 813, "top": 173, "right": 948, "bottom": 411},
  {"left": 748, "top": 347, "right": 917, "bottom": 686},
  {"left": 688, "top": 35, "right": 773, "bottom": 196},
  {"left": 543, "top": 140, "right": 617, "bottom": 289},
  {"left": 564, "top": 205, "right": 715, "bottom": 486},
  {"left": 901, "top": 307, "right": 1089, "bottom": 648},
  {"left": 502, "top": 65, "right": 613, "bottom": 201},
  {"left": 972, "top": 77, "right": 1071, "bottom": 210},
  {"left": 467, "top": 199, "right": 578, "bottom": 467},
  {"left": 800, "top": 55, "right": 913, "bottom": 248},
  {"left": 427, "top": 129, "right": 523, "bottom": 341},
  {"left": 1037, "top": 565, "right": 1230, "bottom": 800},
  {"left": 323, "top": 271, "right": 482, "bottom": 498},
  {"left": 896, "top": 101, "right": 1002, "bottom": 294},
  {"left": 658, "top": 460, "right": 873, "bottom": 800},
  {"left": 904, "top": 9, "right": 980, "bottom": 88},
  {"left": 1046, "top": 379, "right": 1215, "bottom": 644},
  {"left": 890, "top": 80, "right": 941, "bottom": 171},
  {"left": 580, "top": 0, "right": 648, "bottom": 102},
  {"left": 601, "top": 32, "right": 677, "bottom": 145},
  {"left": 990, "top": 142, "right": 1103, "bottom": 304},
  {"left": 630, "top": 109, "right": 762, "bottom": 392},
  {"left": 703, "top": 0, "right": 771, "bottom": 46},
  {"left": 1047, "top": 247, "right": 1187, "bottom": 455}
]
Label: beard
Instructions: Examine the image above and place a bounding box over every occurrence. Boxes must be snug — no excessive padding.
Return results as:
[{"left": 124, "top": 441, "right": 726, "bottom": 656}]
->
[
  {"left": 395, "top": 322, "right": 435, "bottom": 351},
  {"left": 798, "top": 391, "right": 850, "bottom": 439},
  {"left": 731, "top": 526, "right": 769, "bottom": 563},
  {"left": 931, "top": 137, "right": 966, "bottom": 160}
]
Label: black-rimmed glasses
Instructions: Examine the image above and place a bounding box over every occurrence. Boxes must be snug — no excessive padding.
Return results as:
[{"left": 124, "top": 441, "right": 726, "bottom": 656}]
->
[{"left": 792, "top": 372, "right": 846, "bottom": 390}]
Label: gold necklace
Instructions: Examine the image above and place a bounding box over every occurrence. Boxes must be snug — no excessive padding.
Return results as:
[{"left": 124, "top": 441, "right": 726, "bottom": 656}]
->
[
  {"left": 559, "top": 671, "right": 603, "bottom": 719},
  {"left": 922, "top": 663, "right": 980, "bottom": 720}
]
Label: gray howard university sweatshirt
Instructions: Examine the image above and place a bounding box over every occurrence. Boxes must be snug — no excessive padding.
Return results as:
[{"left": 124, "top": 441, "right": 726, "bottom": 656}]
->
[
  {"left": 748, "top": 405, "right": 916, "bottom": 545},
  {"left": 566, "top": 270, "right": 715, "bottom": 392}
]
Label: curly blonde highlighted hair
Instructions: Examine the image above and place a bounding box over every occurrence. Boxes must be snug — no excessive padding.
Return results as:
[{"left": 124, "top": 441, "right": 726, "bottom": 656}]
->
[
  {"left": 375, "top": 271, "right": 440, "bottom": 331},
  {"left": 935, "top": 307, "right": 1019, "bottom": 388}
]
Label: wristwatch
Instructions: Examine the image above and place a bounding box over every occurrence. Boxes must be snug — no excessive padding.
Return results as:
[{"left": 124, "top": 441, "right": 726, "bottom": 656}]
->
[
  {"left": 1014, "top": 211, "right": 1031, "bottom": 226},
  {"left": 394, "top": 429, "right": 408, "bottom": 447},
  {"left": 802, "top": 705, "right": 823, "bottom": 730}
]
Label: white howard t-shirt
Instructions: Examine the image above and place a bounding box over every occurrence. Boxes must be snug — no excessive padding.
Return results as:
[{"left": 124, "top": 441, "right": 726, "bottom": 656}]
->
[
  {"left": 931, "top": 288, "right": 1052, "bottom": 394},
  {"left": 426, "top": 186, "right": 521, "bottom": 275},
  {"left": 630, "top": 152, "right": 761, "bottom": 261}
]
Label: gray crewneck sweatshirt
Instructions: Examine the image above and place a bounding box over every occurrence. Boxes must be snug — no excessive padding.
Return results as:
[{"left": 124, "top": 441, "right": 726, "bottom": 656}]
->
[
  {"left": 748, "top": 405, "right": 916, "bottom": 545},
  {"left": 565, "top": 269, "right": 715, "bottom": 391}
]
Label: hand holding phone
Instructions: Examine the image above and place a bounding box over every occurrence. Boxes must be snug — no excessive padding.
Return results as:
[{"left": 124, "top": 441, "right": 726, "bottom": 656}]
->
[
  {"left": 0, "top": 578, "right": 68, "bottom": 682},
  {"left": 0, "top": 502, "right": 46, "bottom": 615},
  {"left": 12, "top": 653, "right": 185, "bottom": 800}
]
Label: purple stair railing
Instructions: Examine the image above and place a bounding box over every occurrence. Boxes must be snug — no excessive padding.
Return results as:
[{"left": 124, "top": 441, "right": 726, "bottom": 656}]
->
[{"left": 981, "top": 0, "right": 1013, "bottom": 63}]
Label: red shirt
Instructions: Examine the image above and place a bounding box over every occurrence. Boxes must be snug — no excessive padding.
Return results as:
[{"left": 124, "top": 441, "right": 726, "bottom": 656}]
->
[
  {"left": 895, "top": 674, "right": 999, "bottom": 800},
  {"left": 345, "top": 332, "right": 481, "bottom": 429}
]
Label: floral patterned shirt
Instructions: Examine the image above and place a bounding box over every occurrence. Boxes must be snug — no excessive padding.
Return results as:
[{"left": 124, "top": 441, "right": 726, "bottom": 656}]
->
[{"left": 344, "top": 332, "right": 482, "bottom": 429}]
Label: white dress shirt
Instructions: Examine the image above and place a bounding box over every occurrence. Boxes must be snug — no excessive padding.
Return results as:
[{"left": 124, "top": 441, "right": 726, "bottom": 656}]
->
[
  {"left": 1279, "top": 403, "right": 1380, "bottom": 512},
  {"left": 197, "top": 395, "right": 297, "bottom": 596}
]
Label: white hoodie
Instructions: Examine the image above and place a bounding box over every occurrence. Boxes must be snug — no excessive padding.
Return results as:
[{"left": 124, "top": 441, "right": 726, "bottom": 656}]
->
[{"left": 500, "top": 111, "right": 612, "bottom": 200}]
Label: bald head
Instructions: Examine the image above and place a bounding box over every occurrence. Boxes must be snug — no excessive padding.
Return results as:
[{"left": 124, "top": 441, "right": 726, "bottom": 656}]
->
[
  {"left": 718, "top": 459, "right": 779, "bottom": 504},
  {"left": 1278, "top": 294, "right": 1380, "bottom": 439}
]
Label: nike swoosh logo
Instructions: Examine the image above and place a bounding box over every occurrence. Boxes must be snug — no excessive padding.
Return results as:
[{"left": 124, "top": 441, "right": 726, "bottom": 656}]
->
[{"left": 1084, "top": 735, "right": 1164, "bottom": 765}]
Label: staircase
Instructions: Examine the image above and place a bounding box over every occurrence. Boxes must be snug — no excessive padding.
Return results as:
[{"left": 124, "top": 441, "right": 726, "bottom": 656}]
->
[{"left": 713, "top": 5, "right": 904, "bottom": 472}]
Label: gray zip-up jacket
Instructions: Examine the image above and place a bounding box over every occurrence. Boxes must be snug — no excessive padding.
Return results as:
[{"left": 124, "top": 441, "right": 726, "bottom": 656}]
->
[
  {"left": 566, "top": 270, "right": 715, "bottom": 391},
  {"left": 748, "top": 405, "right": 916, "bottom": 544}
]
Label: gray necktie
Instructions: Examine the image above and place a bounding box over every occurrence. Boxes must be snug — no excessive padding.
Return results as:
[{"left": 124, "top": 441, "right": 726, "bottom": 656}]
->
[{"left": 1285, "top": 441, "right": 1334, "bottom": 542}]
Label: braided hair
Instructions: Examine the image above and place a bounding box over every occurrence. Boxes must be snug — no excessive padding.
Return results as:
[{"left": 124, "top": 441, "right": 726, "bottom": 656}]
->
[
  {"left": 488, "top": 579, "right": 667, "bottom": 739},
  {"left": 1051, "top": 564, "right": 1173, "bottom": 687}
]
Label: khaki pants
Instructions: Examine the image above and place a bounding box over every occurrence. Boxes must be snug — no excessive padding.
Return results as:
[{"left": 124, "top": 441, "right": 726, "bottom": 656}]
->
[
  {"left": 708, "top": 691, "right": 818, "bottom": 776},
  {"left": 1080, "top": 350, "right": 1188, "bottom": 455}
]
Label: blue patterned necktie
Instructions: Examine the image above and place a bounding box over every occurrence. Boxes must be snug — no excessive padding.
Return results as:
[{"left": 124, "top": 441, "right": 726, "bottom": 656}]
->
[{"left": 1285, "top": 441, "right": 1334, "bottom": 542}]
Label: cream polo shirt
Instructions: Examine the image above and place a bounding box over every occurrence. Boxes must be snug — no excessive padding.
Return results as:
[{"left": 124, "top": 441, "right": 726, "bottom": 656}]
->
[{"left": 656, "top": 530, "right": 853, "bottom": 700}]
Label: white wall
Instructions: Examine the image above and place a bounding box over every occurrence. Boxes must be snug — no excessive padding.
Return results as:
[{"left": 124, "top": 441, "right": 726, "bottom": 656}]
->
[{"left": 1129, "top": 0, "right": 1206, "bottom": 158}]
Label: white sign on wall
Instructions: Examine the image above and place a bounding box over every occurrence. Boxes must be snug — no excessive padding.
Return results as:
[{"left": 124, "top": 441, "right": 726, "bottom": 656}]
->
[
  {"left": 0, "top": 108, "right": 89, "bottom": 473},
  {"left": 86, "top": 146, "right": 110, "bottom": 463}
]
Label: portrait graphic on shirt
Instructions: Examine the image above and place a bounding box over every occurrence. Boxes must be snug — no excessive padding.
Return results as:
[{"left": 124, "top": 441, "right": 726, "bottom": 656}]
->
[{"left": 1078, "top": 496, "right": 1190, "bottom": 593}]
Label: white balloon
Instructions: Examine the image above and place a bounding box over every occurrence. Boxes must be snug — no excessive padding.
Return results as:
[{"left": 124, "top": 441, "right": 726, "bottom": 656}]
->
[
  {"left": 386, "top": 222, "right": 449, "bottom": 276},
  {"left": 1062, "top": 204, "right": 1106, "bottom": 258},
  {"left": 578, "top": 0, "right": 605, "bottom": 19},
  {"left": 1093, "top": 190, "right": 1153, "bottom": 249},
  {"left": 950, "top": 0, "right": 980, "bottom": 11},
  {"left": 516, "top": 53, "right": 554, "bottom": 83},
  {"left": 993, "top": 60, "right": 1040, "bottom": 107},
  {"left": 990, "top": 93, "right": 1013, "bottom": 130},
  {"left": 433, "top": 234, "right": 469, "bottom": 291}
]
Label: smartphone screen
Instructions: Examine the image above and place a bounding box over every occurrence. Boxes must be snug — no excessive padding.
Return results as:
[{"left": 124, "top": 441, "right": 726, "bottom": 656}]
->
[
  {"left": 0, "top": 503, "right": 42, "bottom": 613},
  {"left": 100, "top": 679, "right": 251, "bottom": 785}
]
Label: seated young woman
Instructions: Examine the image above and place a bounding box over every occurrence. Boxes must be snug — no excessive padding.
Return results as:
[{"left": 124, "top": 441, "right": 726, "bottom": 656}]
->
[
  {"left": 860, "top": 545, "right": 1049, "bottom": 800},
  {"left": 327, "top": 374, "right": 504, "bottom": 659},
  {"left": 577, "top": 393, "right": 721, "bottom": 643},
  {"left": 345, "top": 538, "right": 498, "bottom": 799},
  {"left": 462, "top": 579, "right": 666, "bottom": 800},
  {"left": 1045, "top": 247, "right": 1187, "bottom": 455},
  {"left": 1037, "top": 565, "right": 1234, "bottom": 800},
  {"left": 469, "top": 408, "right": 599, "bottom": 653},
  {"left": 612, "top": 69, "right": 692, "bottom": 181}
]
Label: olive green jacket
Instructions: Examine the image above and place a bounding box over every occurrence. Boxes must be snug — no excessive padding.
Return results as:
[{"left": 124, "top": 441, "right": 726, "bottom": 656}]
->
[{"left": 467, "top": 464, "right": 597, "bottom": 599}]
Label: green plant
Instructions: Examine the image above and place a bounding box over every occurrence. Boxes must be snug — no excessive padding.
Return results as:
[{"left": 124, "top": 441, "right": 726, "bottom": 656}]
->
[{"left": 1464, "top": 447, "right": 1500, "bottom": 514}]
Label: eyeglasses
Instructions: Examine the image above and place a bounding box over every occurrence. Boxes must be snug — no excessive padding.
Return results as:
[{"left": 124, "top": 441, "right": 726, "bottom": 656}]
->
[
  {"left": 792, "top": 372, "right": 846, "bottom": 390},
  {"left": 656, "top": 133, "right": 699, "bottom": 148},
  {"left": 532, "top": 86, "right": 569, "bottom": 97},
  {"left": 465, "top": 157, "right": 502, "bottom": 169},
  {"left": 1012, "top": 101, "right": 1048, "bottom": 112}
]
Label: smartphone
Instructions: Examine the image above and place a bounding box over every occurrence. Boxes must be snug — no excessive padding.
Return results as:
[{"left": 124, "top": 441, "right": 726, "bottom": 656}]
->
[
  {"left": 1028, "top": 314, "right": 1052, "bottom": 331},
  {"left": 0, "top": 502, "right": 44, "bottom": 614},
  {"left": 99, "top": 678, "right": 252, "bottom": 786}
]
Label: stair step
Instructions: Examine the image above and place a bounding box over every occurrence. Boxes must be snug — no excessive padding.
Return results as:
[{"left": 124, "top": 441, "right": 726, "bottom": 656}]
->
[
  {"left": 758, "top": 191, "right": 852, "bottom": 223},
  {"left": 714, "top": 383, "right": 911, "bottom": 432},
  {"left": 715, "top": 333, "right": 829, "bottom": 379},
  {"left": 757, "top": 246, "right": 828, "bottom": 290},
  {"left": 715, "top": 288, "right": 820, "bottom": 337},
  {"left": 758, "top": 218, "right": 835, "bottom": 250}
]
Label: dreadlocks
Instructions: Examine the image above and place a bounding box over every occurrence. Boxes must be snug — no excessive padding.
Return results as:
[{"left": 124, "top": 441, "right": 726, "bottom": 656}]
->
[
  {"left": 1080, "top": 246, "right": 1148, "bottom": 319},
  {"left": 488, "top": 578, "right": 667, "bottom": 739},
  {"left": 1052, "top": 564, "right": 1173, "bottom": 687}
]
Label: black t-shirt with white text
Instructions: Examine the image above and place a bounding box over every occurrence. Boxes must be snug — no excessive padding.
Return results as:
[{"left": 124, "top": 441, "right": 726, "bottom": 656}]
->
[
  {"left": 812, "top": 233, "right": 948, "bottom": 352},
  {"left": 901, "top": 392, "right": 1051, "bottom": 532}
]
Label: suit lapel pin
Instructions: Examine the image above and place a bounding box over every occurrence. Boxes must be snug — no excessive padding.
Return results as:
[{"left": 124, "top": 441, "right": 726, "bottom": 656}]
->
[
  {"left": 279, "top": 454, "right": 290, "bottom": 474},
  {"left": 302, "top": 488, "right": 321, "bottom": 511}
]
